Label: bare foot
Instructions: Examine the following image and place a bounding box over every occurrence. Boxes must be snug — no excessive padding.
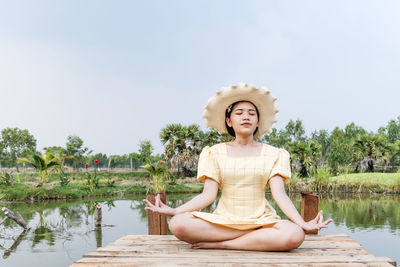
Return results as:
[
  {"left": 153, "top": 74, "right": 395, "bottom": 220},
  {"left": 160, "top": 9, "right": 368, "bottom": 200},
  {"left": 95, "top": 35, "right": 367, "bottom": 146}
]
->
[{"left": 190, "top": 241, "right": 223, "bottom": 249}]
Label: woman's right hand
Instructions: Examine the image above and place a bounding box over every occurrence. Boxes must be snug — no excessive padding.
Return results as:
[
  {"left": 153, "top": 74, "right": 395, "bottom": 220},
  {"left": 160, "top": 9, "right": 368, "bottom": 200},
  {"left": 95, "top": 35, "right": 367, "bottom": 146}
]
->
[{"left": 143, "top": 194, "right": 177, "bottom": 216}]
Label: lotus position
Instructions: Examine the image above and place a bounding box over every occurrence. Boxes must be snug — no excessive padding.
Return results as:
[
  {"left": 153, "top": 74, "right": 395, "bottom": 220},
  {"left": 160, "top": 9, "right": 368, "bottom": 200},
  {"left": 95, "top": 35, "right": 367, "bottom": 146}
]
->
[{"left": 143, "top": 83, "right": 332, "bottom": 251}]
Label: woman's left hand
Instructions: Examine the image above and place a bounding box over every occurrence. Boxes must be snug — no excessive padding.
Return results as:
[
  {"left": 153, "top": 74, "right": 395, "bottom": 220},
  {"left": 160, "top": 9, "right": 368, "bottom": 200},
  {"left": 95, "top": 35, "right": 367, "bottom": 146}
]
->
[{"left": 300, "top": 210, "right": 333, "bottom": 231}]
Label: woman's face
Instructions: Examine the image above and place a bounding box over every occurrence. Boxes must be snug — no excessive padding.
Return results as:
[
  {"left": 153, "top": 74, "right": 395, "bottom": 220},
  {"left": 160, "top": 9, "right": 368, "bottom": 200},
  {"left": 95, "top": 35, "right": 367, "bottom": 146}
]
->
[{"left": 226, "top": 101, "right": 259, "bottom": 137}]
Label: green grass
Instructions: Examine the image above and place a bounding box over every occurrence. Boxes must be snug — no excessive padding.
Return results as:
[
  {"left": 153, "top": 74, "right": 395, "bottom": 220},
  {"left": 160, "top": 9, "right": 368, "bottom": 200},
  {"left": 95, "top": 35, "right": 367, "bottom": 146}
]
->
[
  {"left": 0, "top": 171, "right": 202, "bottom": 200},
  {"left": 330, "top": 172, "right": 400, "bottom": 185},
  {"left": 303, "top": 172, "right": 400, "bottom": 193},
  {"left": 2, "top": 171, "right": 399, "bottom": 200}
]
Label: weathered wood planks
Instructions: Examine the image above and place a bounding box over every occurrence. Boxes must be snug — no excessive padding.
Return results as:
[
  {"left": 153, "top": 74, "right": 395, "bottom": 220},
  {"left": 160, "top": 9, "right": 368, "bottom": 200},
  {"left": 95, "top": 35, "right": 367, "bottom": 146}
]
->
[{"left": 71, "top": 234, "right": 396, "bottom": 267}]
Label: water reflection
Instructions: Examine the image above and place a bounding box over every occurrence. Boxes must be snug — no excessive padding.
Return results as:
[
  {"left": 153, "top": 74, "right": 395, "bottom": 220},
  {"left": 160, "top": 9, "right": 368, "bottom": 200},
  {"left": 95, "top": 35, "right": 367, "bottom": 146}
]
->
[{"left": 0, "top": 193, "right": 399, "bottom": 266}]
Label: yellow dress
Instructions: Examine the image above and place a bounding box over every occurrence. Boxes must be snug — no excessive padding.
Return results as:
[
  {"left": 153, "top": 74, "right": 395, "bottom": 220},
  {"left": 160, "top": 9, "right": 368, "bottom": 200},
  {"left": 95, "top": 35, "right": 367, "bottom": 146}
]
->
[{"left": 192, "top": 143, "right": 291, "bottom": 230}]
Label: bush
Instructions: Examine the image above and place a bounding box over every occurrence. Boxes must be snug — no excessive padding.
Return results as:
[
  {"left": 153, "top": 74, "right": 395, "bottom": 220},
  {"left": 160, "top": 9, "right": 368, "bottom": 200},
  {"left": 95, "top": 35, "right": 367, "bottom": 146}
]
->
[{"left": 0, "top": 172, "right": 13, "bottom": 185}]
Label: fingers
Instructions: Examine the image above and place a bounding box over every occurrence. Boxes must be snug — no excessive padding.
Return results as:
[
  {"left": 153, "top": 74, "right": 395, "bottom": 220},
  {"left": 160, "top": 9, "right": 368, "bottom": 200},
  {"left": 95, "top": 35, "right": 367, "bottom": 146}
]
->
[
  {"left": 318, "top": 218, "right": 333, "bottom": 229},
  {"left": 155, "top": 194, "right": 160, "bottom": 208},
  {"left": 312, "top": 210, "right": 322, "bottom": 223},
  {"left": 319, "top": 210, "right": 324, "bottom": 224},
  {"left": 142, "top": 199, "right": 154, "bottom": 208}
]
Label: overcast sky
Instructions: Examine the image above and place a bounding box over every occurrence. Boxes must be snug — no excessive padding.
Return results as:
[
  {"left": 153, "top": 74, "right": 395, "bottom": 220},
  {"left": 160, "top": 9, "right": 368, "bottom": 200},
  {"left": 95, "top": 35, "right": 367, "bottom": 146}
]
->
[{"left": 0, "top": 0, "right": 399, "bottom": 155}]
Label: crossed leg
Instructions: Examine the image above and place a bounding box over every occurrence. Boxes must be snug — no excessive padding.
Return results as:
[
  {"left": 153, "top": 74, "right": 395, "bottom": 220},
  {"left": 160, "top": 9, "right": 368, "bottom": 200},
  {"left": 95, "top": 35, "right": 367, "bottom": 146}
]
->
[{"left": 169, "top": 213, "right": 305, "bottom": 251}]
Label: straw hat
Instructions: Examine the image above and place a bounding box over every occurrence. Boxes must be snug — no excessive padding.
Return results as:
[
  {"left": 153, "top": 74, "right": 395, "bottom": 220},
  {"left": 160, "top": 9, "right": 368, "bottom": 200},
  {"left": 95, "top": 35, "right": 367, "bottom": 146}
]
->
[{"left": 203, "top": 83, "right": 278, "bottom": 139}]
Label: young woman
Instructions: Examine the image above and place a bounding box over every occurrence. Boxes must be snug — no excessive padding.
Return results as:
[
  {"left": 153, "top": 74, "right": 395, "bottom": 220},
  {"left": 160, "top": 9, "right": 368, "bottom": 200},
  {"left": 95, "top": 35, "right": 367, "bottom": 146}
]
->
[{"left": 143, "top": 83, "right": 332, "bottom": 251}]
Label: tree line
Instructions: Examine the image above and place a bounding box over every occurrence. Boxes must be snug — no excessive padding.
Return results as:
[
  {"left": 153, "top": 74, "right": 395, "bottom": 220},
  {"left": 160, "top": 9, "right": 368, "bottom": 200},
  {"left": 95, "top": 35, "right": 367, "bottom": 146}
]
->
[
  {"left": 0, "top": 128, "right": 160, "bottom": 171},
  {"left": 1, "top": 115, "right": 399, "bottom": 177}
]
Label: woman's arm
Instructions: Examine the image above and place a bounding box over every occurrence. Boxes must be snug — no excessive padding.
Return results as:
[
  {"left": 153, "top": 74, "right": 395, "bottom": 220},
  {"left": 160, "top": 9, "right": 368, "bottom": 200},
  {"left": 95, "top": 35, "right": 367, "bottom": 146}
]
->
[
  {"left": 143, "top": 178, "right": 219, "bottom": 216},
  {"left": 269, "top": 175, "right": 332, "bottom": 231}
]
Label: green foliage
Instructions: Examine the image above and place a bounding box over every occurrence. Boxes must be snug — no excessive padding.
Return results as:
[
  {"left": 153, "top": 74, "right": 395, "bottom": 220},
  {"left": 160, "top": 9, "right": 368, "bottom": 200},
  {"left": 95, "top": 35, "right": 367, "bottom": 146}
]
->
[
  {"left": 59, "top": 170, "right": 70, "bottom": 186},
  {"left": 287, "top": 140, "right": 322, "bottom": 177},
  {"left": 313, "top": 167, "right": 331, "bottom": 186},
  {"left": 108, "top": 154, "right": 130, "bottom": 168},
  {"left": 142, "top": 160, "right": 170, "bottom": 193},
  {"left": 87, "top": 153, "right": 108, "bottom": 168},
  {"left": 17, "top": 151, "right": 71, "bottom": 185},
  {"left": 106, "top": 177, "right": 115, "bottom": 187},
  {"left": 65, "top": 135, "right": 89, "bottom": 169},
  {"left": 160, "top": 124, "right": 203, "bottom": 175},
  {"left": 0, "top": 127, "right": 37, "bottom": 170},
  {"left": 86, "top": 169, "right": 100, "bottom": 192},
  {"left": 138, "top": 140, "right": 153, "bottom": 163},
  {"left": 311, "top": 129, "right": 330, "bottom": 160},
  {"left": 0, "top": 171, "right": 13, "bottom": 185}
]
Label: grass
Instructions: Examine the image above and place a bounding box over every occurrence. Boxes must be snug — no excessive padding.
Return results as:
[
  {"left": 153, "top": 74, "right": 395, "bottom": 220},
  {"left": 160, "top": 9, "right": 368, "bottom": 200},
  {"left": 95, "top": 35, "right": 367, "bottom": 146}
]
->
[
  {"left": 0, "top": 171, "right": 202, "bottom": 201},
  {"left": 300, "top": 172, "right": 400, "bottom": 194},
  {"left": 1, "top": 170, "right": 399, "bottom": 201}
]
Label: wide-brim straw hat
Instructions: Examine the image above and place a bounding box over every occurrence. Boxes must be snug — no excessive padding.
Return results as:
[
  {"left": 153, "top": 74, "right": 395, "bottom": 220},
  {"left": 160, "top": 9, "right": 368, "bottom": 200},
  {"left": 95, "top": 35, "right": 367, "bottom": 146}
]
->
[{"left": 203, "top": 83, "right": 278, "bottom": 139}]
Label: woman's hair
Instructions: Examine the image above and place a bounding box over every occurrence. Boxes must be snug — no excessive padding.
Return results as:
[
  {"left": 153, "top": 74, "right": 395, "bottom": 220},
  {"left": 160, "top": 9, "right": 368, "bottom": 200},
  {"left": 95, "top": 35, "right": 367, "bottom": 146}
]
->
[{"left": 225, "top": 101, "right": 260, "bottom": 137}]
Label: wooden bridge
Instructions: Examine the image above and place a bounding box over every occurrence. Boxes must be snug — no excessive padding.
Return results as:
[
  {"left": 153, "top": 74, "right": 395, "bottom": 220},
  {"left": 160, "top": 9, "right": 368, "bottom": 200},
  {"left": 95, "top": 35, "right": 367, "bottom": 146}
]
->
[{"left": 71, "top": 233, "right": 396, "bottom": 266}]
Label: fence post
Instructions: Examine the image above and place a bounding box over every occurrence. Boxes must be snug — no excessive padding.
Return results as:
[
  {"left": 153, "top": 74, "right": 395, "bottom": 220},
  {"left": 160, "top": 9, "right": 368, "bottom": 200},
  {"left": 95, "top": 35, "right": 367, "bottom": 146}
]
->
[
  {"left": 147, "top": 193, "right": 168, "bottom": 235},
  {"left": 301, "top": 191, "right": 319, "bottom": 234}
]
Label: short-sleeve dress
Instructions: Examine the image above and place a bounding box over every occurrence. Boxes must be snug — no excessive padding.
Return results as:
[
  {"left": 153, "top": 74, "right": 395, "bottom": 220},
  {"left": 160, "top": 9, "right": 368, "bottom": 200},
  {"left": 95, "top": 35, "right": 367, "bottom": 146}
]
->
[{"left": 191, "top": 143, "right": 291, "bottom": 230}]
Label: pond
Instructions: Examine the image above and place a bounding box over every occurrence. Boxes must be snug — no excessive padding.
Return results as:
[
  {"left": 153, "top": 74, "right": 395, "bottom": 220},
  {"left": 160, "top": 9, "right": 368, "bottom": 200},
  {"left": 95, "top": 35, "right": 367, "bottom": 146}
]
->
[{"left": 0, "top": 193, "right": 399, "bottom": 266}]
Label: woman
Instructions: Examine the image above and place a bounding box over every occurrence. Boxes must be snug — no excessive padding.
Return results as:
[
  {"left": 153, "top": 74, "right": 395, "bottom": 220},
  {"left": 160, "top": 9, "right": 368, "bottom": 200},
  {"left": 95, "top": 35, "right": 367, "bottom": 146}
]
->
[{"left": 143, "top": 83, "right": 332, "bottom": 251}]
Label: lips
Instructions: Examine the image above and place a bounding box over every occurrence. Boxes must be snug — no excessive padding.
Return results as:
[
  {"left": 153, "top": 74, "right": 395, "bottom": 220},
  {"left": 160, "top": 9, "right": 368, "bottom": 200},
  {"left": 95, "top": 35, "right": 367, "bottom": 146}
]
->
[{"left": 241, "top": 122, "right": 252, "bottom": 126}]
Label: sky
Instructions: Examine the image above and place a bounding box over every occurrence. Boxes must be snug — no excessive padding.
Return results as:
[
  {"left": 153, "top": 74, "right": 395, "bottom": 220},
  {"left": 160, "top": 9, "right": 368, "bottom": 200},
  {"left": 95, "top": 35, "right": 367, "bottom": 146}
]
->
[{"left": 0, "top": 0, "right": 399, "bottom": 155}]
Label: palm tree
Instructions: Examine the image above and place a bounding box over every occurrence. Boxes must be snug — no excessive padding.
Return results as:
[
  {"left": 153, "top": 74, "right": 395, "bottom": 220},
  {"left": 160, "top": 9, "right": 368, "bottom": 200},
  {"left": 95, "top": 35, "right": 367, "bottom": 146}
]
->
[
  {"left": 287, "top": 140, "right": 322, "bottom": 177},
  {"left": 387, "top": 140, "right": 400, "bottom": 171},
  {"left": 352, "top": 133, "right": 388, "bottom": 172},
  {"left": 142, "top": 160, "right": 170, "bottom": 193},
  {"left": 17, "top": 151, "right": 72, "bottom": 186},
  {"left": 160, "top": 124, "right": 203, "bottom": 174}
]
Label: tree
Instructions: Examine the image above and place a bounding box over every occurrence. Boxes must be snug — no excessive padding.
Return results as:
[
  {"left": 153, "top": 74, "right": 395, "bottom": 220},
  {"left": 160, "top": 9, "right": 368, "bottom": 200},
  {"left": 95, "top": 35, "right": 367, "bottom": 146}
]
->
[
  {"left": 142, "top": 160, "right": 170, "bottom": 193},
  {"left": 285, "top": 119, "right": 306, "bottom": 142},
  {"left": 160, "top": 124, "right": 202, "bottom": 174},
  {"left": 65, "top": 135, "right": 89, "bottom": 169},
  {"left": 386, "top": 117, "right": 400, "bottom": 143},
  {"left": 86, "top": 153, "right": 108, "bottom": 168},
  {"left": 138, "top": 140, "right": 153, "bottom": 163},
  {"left": 326, "top": 127, "right": 351, "bottom": 175},
  {"left": 287, "top": 140, "right": 322, "bottom": 177},
  {"left": 0, "top": 127, "right": 37, "bottom": 172},
  {"left": 128, "top": 152, "right": 142, "bottom": 170},
  {"left": 108, "top": 154, "right": 130, "bottom": 169},
  {"left": 311, "top": 129, "right": 330, "bottom": 164},
  {"left": 387, "top": 140, "right": 400, "bottom": 171},
  {"left": 352, "top": 133, "right": 389, "bottom": 172},
  {"left": 17, "top": 151, "right": 71, "bottom": 185},
  {"left": 344, "top": 122, "right": 367, "bottom": 139},
  {"left": 43, "top": 146, "right": 67, "bottom": 165}
]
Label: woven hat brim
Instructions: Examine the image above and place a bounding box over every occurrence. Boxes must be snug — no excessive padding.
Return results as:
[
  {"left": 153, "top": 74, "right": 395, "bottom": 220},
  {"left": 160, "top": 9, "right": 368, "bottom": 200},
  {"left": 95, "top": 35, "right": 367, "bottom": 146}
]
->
[{"left": 203, "top": 83, "right": 278, "bottom": 139}]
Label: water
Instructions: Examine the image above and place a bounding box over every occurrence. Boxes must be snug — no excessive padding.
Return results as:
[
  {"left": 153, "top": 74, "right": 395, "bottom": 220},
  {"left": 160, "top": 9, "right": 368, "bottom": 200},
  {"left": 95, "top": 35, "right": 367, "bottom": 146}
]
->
[{"left": 0, "top": 193, "right": 399, "bottom": 266}]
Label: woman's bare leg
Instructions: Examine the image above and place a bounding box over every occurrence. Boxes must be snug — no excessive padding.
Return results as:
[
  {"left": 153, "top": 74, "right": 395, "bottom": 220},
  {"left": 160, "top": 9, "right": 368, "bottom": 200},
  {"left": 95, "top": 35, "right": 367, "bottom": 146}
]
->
[
  {"left": 191, "top": 221, "right": 305, "bottom": 251},
  {"left": 169, "top": 213, "right": 251, "bottom": 243}
]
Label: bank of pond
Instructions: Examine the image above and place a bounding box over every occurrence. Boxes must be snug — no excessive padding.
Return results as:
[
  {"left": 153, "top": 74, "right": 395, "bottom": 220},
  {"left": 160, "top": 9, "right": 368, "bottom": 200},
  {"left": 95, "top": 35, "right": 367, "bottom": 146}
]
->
[
  {"left": 0, "top": 193, "right": 399, "bottom": 267},
  {"left": 0, "top": 171, "right": 399, "bottom": 201}
]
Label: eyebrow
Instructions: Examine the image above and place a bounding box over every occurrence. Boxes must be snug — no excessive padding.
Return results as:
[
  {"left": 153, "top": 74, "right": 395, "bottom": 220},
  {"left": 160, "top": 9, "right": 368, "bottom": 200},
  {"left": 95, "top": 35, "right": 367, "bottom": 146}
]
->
[{"left": 234, "top": 108, "right": 256, "bottom": 112}]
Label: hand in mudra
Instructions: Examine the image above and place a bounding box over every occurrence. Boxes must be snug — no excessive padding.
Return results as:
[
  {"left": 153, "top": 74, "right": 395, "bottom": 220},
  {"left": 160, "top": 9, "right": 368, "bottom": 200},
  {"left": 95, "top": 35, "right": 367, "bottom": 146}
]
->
[
  {"left": 143, "top": 194, "right": 176, "bottom": 216},
  {"left": 301, "top": 210, "right": 333, "bottom": 232}
]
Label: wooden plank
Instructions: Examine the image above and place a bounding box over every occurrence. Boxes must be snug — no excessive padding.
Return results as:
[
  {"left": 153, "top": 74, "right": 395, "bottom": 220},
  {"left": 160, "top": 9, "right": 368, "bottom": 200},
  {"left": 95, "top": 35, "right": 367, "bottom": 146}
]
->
[
  {"left": 83, "top": 248, "right": 370, "bottom": 259},
  {"left": 71, "top": 234, "right": 396, "bottom": 267},
  {"left": 98, "top": 240, "right": 363, "bottom": 250},
  {"left": 113, "top": 235, "right": 354, "bottom": 245},
  {"left": 119, "top": 233, "right": 351, "bottom": 241},
  {"left": 71, "top": 262, "right": 394, "bottom": 267},
  {"left": 73, "top": 255, "right": 396, "bottom": 265}
]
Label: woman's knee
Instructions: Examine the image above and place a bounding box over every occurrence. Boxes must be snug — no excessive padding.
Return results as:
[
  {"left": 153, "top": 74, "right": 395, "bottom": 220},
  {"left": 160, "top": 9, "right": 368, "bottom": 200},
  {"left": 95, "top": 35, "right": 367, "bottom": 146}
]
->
[
  {"left": 283, "top": 225, "right": 305, "bottom": 250},
  {"left": 168, "top": 213, "right": 192, "bottom": 239}
]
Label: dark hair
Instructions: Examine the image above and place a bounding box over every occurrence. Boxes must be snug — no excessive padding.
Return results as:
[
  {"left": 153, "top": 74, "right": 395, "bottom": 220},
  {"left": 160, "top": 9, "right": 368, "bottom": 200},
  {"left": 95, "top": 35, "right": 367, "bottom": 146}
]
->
[{"left": 225, "top": 101, "right": 260, "bottom": 137}]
